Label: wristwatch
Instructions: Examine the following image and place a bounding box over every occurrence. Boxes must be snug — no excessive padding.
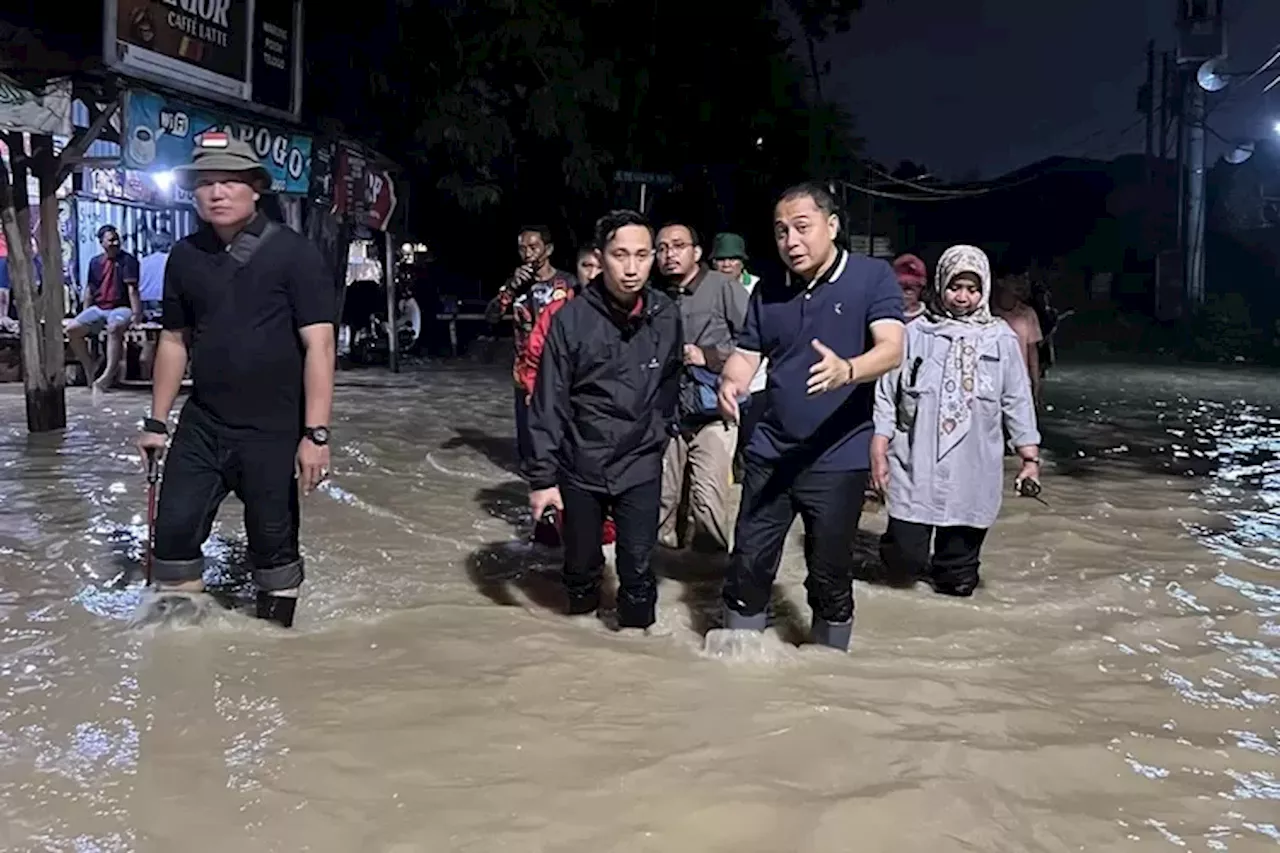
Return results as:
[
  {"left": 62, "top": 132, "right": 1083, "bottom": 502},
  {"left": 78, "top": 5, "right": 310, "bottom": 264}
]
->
[
  {"left": 304, "top": 426, "right": 330, "bottom": 446},
  {"left": 142, "top": 417, "right": 169, "bottom": 436}
]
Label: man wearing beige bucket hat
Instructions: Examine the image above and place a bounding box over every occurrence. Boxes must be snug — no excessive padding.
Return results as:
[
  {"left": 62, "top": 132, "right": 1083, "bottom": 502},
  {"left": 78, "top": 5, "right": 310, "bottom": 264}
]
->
[{"left": 134, "top": 132, "right": 336, "bottom": 629}]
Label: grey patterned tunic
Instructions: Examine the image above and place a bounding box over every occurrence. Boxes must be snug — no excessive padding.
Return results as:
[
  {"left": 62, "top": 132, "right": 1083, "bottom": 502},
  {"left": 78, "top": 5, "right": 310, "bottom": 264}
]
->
[{"left": 873, "top": 317, "right": 1040, "bottom": 529}]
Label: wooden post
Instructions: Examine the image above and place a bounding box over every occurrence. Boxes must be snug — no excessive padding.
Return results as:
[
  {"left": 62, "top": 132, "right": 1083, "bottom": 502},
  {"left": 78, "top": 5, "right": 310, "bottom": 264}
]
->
[
  {"left": 33, "top": 133, "right": 66, "bottom": 426},
  {"left": 384, "top": 229, "right": 399, "bottom": 373},
  {"left": 0, "top": 96, "right": 116, "bottom": 433},
  {"left": 0, "top": 135, "right": 62, "bottom": 431}
]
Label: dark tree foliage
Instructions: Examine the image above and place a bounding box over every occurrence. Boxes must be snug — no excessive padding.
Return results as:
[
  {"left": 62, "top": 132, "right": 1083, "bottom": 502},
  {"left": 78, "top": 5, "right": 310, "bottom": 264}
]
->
[{"left": 305, "top": 0, "right": 862, "bottom": 276}]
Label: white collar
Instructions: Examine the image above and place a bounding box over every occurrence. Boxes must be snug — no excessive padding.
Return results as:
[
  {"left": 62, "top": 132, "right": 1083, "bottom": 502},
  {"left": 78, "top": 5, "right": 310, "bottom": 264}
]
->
[{"left": 787, "top": 249, "right": 848, "bottom": 292}]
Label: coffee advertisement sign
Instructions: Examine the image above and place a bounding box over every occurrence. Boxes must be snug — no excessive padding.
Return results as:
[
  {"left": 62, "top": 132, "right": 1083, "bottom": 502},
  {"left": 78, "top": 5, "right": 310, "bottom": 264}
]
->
[
  {"left": 104, "top": 0, "right": 303, "bottom": 121},
  {"left": 124, "top": 89, "right": 312, "bottom": 194}
]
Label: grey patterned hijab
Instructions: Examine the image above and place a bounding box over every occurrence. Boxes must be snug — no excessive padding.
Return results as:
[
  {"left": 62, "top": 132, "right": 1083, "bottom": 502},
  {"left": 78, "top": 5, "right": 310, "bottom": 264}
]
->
[
  {"left": 924, "top": 245, "right": 997, "bottom": 460},
  {"left": 925, "top": 244, "right": 996, "bottom": 326}
]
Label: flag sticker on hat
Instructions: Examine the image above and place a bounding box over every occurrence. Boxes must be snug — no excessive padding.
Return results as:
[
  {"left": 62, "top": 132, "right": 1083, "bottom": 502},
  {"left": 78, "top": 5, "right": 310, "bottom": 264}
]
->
[{"left": 197, "top": 132, "right": 230, "bottom": 149}]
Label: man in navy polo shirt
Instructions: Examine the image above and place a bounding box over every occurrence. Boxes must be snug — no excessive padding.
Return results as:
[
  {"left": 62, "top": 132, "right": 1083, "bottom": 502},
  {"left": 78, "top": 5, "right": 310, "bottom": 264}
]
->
[{"left": 716, "top": 183, "right": 904, "bottom": 652}]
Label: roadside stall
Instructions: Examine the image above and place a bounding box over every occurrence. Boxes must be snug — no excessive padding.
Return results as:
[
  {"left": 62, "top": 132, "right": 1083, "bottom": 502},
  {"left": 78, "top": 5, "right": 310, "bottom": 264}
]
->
[{"left": 307, "top": 140, "right": 406, "bottom": 371}]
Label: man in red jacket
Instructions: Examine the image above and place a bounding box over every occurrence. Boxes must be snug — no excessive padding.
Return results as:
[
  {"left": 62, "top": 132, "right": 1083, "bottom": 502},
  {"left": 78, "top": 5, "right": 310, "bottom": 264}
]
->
[{"left": 485, "top": 225, "right": 577, "bottom": 466}]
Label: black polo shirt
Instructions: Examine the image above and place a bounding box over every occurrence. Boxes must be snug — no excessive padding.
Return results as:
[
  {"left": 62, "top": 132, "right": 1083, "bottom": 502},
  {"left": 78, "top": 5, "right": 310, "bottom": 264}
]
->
[
  {"left": 162, "top": 214, "right": 333, "bottom": 435},
  {"left": 737, "top": 249, "right": 904, "bottom": 471}
]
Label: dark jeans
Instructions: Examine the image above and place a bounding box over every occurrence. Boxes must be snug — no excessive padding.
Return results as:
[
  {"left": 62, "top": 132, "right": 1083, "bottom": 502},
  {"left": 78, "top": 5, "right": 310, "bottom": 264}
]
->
[
  {"left": 152, "top": 402, "right": 304, "bottom": 591},
  {"left": 560, "top": 477, "right": 661, "bottom": 629},
  {"left": 733, "top": 391, "right": 767, "bottom": 474},
  {"left": 724, "top": 456, "right": 868, "bottom": 624},
  {"left": 514, "top": 386, "right": 533, "bottom": 470},
  {"left": 879, "top": 518, "right": 988, "bottom": 596}
]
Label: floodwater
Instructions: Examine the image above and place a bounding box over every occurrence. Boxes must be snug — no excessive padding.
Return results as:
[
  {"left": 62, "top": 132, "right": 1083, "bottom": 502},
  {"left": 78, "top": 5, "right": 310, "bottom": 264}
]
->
[{"left": 0, "top": 362, "right": 1277, "bottom": 853}]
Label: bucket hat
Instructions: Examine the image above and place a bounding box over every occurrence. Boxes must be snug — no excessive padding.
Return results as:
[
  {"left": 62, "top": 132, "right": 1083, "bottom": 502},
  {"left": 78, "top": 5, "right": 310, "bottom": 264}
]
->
[
  {"left": 173, "top": 132, "right": 272, "bottom": 191},
  {"left": 709, "top": 232, "right": 748, "bottom": 261}
]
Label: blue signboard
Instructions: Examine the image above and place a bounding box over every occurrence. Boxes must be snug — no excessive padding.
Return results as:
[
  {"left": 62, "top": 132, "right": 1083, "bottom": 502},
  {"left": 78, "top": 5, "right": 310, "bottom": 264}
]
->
[{"left": 123, "top": 90, "right": 312, "bottom": 195}]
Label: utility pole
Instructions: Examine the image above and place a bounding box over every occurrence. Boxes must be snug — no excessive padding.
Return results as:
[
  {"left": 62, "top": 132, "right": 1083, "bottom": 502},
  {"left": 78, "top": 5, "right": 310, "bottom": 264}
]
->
[
  {"left": 1184, "top": 82, "right": 1207, "bottom": 308},
  {"left": 1145, "top": 39, "right": 1157, "bottom": 171},
  {"left": 1159, "top": 51, "right": 1172, "bottom": 159},
  {"left": 1174, "top": 68, "right": 1187, "bottom": 253},
  {"left": 1175, "top": 0, "right": 1225, "bottom": 313}
]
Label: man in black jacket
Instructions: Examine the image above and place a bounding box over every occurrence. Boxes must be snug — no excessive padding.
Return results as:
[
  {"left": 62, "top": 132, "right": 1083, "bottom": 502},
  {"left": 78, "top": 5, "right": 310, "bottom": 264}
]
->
[{"left": 523, "top": 210, "right": 683, "bottom": 629}]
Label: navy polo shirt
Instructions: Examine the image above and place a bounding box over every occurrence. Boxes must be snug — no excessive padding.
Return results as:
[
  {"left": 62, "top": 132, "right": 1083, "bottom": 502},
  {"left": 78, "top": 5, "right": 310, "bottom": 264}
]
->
[{"left": 737, "top": 249, "right": 904, "bottom": 471}]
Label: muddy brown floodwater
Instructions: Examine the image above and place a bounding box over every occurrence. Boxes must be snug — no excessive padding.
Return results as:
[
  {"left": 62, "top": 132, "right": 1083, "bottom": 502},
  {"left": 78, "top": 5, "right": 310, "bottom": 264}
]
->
[{"left": 0, "top": 362, "right": 1277, "bottom": 853}]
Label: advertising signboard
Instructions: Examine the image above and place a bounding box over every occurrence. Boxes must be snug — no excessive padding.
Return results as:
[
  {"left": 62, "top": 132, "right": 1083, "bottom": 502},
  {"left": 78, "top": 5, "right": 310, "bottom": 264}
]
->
[
  {"left": 123, "top": 89, "right": 312, "bottom": 194},
  {"left": 331, "top": 144, "right": 398, "bottom": 232},
  {"left": 103, "top": 0, "right": 304, "bottom": 122}
]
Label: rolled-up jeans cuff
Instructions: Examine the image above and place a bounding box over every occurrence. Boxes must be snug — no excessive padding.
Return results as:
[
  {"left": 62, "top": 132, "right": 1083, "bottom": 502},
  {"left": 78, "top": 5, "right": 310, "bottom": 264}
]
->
[
  {"left": 253, "top": 558, "right": 304, "bottom": 592},
  {"left": 152, "top": 556, "right": 205, "bottom": 586}
]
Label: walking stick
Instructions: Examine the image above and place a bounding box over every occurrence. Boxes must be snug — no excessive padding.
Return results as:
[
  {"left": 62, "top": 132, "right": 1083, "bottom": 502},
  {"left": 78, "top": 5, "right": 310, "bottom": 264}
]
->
[{"left": 144, "top": 448, "right": 160, "bottom": 586}]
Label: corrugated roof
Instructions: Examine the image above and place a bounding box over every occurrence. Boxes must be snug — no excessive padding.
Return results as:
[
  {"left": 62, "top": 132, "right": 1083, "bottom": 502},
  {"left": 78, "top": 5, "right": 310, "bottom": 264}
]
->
[{"left": 71, "top": 98, "right": 121, "bottom": 160}]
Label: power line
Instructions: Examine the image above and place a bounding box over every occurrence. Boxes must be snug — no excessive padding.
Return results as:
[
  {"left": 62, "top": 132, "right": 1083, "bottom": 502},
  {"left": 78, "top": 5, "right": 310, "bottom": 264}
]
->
[{"left": 843, "top": 107, "right": 1154, "bottom": 203}]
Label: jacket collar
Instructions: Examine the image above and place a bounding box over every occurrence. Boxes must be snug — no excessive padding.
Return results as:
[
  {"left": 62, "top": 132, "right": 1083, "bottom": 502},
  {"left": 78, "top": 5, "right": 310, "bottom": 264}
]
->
[{"left": 584, "top": 278, "right": 664, "bottom": 328}]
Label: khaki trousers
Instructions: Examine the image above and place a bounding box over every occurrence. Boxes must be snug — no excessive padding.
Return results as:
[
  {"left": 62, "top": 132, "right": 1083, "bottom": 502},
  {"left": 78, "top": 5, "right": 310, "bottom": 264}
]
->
[{"left": 659, "top": 420, "right": 737, "bottom": 550}]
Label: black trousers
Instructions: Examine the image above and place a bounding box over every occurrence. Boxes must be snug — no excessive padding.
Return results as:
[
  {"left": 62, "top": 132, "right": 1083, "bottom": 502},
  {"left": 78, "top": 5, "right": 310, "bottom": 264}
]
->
[
  {"left": 152, "top": 402, "right": 304, "bottom": 592},
  {"left": 560, "top": 477, "right": 661, "bottom": 629},
  {"left": 734, "top": 391, "right": 767, "bottom": 467},
  {"left": 724, "top": 456, "right": 868, "bottom": 624},
  {"left": 879, "top": 517, "right": 988, "bottom": 596},
  {"left": 513, "top": 386, "right": 535, "bottom": 470}
]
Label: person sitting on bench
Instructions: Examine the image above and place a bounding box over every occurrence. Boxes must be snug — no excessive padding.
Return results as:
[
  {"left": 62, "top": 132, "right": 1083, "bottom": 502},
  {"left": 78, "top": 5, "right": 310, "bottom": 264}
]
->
[{"left": 67, "top": 225, "right": 141, "bottom": 391}]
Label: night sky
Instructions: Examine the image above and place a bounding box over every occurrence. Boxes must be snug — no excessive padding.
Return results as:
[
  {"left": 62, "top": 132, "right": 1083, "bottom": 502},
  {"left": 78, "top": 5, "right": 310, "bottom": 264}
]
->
[{"left": 826, "top": 0, "right": 1280, "bottom": 179}]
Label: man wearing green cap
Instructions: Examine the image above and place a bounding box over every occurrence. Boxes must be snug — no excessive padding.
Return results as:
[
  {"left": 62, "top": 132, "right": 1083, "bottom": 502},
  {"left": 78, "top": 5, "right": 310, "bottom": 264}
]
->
[
  {"left": 710, "top": 233, "right": 767, "bottom": 477},
  {"left": 134, "top": 134, "right": 336, "bottom": 629},
  {"left": 710, "top": 233, "right": 759, "bottom": 292}
]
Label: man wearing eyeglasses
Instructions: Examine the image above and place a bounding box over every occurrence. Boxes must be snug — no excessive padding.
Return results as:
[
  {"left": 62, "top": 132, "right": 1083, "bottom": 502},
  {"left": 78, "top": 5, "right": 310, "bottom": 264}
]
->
[{"left": 656, "top": 221, "right": 748, "bottom": 552}]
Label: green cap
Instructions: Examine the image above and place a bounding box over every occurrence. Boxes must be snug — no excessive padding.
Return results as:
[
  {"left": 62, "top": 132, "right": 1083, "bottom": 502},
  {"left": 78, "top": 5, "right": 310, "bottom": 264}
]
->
[
  {"left": 173, "top": 132, "right": 272, "bottom": 191},
  {"left": 710, "top": 232, "right": 748, "bottom": 261}
]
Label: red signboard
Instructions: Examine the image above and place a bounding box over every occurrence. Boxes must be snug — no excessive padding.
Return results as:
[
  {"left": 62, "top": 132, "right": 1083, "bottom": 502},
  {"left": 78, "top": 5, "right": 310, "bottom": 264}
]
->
[{"left": 331, "top": 145, "right": 397, "bottom": 232}]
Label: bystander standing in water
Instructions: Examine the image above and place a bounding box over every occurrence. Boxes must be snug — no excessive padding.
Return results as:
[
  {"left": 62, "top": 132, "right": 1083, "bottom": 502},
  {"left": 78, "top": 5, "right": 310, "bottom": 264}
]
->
[
  {"left": 135, "top": 135, "right": 335, "bottom": 628},
  {"left": 892, "top": 253, "right": 927, "bottom": 322},
  {"left": 711, "top": 232, "right": 768, "bottom": 481},
  {"left": 485, "top": 226, "right": 576, "bottom": 468},
  {"left": 657, "top": 221, "right": 747, "bottom": 552},
  {"left": 523, "top": 210, "right": 682, "bottom": 629},
  {"left": 716, "top": 183, "right": 904, "bottom": 651},
  {"left": 993, "top": 273, "right": 1043, "bottom": 404},
  {"left": 574, "top": 246, "right": 601, "bottom": 291},
  {"left": 871, "top": 245, "right": 1041, "bottom": 596}
]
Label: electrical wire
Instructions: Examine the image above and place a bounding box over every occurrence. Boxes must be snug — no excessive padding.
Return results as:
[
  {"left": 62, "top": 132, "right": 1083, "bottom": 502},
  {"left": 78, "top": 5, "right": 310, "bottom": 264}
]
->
[
  {"left": 842, "top": 107, "right": 1155, "bottom": 203},
  {"left": 1203, "top": 41, "right": 1280, "bottom": 117}
]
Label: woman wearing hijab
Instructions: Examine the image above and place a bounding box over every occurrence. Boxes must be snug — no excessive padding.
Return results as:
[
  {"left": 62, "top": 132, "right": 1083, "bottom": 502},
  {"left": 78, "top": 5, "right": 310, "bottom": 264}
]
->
[
  {"left": 869, "top": 245, "right": 1041, "bottom": 596},
  {"left": 891, "top": 253, "right": 927, "bottom": 321}
]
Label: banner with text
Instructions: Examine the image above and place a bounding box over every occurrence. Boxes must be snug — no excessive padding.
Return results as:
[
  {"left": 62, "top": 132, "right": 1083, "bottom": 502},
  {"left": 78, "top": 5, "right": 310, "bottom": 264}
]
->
[
  {"left": 124, "top": 89, "right": 312, "bottom": 194},
  {"left": 105, "top": 0, "right": 302, "bottom": 121}
]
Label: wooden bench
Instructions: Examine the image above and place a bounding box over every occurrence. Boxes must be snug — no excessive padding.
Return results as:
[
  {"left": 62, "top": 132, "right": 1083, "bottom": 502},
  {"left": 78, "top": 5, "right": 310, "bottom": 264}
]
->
[{"left": 64, "top": 321, "right": 187, "bottom": 388}]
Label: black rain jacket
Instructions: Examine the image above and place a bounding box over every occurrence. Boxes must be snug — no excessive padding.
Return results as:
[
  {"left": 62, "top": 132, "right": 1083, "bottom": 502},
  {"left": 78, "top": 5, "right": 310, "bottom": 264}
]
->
[{"left": 522, "top": 278, "right": 683, "bottom": 493}]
